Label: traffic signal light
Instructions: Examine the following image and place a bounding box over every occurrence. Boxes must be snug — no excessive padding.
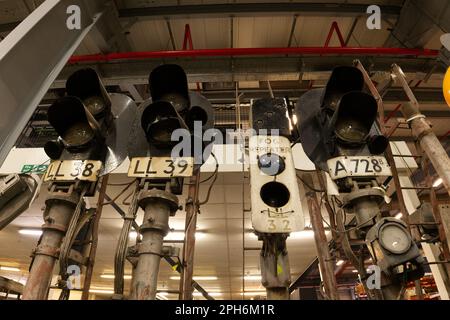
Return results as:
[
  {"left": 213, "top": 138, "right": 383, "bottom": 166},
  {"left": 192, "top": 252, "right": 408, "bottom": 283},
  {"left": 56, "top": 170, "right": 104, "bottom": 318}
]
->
[
  {"left": 129, "top": 64, "right": 214, "bottom": 161},
  {"left": 296, "top": 66, "right": 388, "bottom": 172},
  {"left": 366, "top": 217, "right": 424, "bottom": 281},
  {"left": 127, "top": 64, "right": 214, "bottom": 194},
  {"left": 249, "top": 98, "right": 304, "bottom": 233},
  {"left": 141, "top": 64, "right": 214, "bottom": 156},
  {"left": 44, "top": 68, "right": 136, "bottom": 180}
]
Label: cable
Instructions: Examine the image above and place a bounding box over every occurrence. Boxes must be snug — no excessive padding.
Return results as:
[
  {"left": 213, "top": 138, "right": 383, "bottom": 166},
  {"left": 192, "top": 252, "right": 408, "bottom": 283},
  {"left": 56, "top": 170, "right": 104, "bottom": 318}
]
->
[
  {"left": 185, "top": 152, "right": 219, "bottom": 185},
  {"left": 107, "top": 179, "right": 137, "bottom": 186},
  {"left": 319, "top": 194, "right": 376, "bottom": 234},
  {"left": 58, "top": 184, "right": 88, "bottom": 300},
  {"left": 198, "top": 170, "right": 218, "bottom": 206}
]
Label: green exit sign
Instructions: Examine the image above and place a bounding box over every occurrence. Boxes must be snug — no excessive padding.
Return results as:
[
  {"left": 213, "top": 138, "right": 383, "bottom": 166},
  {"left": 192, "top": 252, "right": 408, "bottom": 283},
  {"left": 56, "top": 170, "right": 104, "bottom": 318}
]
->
[{"left": 21, "top": 164, "right": 49, "bottom": 174}]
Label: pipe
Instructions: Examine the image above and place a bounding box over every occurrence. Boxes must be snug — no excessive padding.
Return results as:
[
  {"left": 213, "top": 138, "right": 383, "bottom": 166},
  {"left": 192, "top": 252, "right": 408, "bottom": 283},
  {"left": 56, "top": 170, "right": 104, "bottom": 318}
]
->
[
  {"left": 303, "top": 173, "right": 340, "bottom": 300},
  {"left": 68, "top": 47, "right": 439, "bottom": 64},
  {"left": 130, "top": 189, "right": 178, "bottom": 300},
  {"left": 260, "top": 235, "right": 291, "bottom": 300},
  {"left": 402, "top": 102, "right": 450, "bottom": 197},
  {"left": 23, "top": 191, "right": 81, "bottom": 300}
]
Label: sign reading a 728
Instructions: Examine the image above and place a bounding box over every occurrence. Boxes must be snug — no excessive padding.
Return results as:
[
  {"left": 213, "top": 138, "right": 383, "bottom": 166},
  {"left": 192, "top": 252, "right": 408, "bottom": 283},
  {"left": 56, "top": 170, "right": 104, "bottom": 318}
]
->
[{"left": 327, "top": 156, "right": 391, "bottom": 180}]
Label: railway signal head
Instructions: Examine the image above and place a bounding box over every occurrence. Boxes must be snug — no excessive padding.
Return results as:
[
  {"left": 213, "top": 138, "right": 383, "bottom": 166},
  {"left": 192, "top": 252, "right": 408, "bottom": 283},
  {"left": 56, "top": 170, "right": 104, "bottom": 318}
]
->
[
  {"left": 135, "top": 64, "right": 214, "bottom": 162},
  {"left": 295, "top": 66, "right": 388, "bottom": 171},
  {"left": 249, "top": 98, "right": 304, "bottom": 233},
  {"left": 44, "top": 68, "right": 136, "bottom": 175}
]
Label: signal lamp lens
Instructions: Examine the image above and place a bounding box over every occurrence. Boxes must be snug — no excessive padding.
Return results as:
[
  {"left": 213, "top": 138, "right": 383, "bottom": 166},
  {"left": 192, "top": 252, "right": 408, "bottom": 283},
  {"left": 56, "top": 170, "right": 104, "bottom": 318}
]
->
[
  {"left": 84, "top": 96, "right": 106, "bottom": 117},
  {"left": 260, "top": 181, "right": 290, "bottom": 208},
  {"left": 379, "top": 223, "right": 411, "bottom": 254},
  {"left": 333, "top": 92, "right": 378, "bottom": 145},
  {"left": 258, "top": 153, "right": 286, "bottom": 176},
  {"left": 335, "top": 119, "right": 368, "bottom": 143},
  {"left": 141, "top": 101, "right": 183, "bottom": 145},
  {"left": 63, "top": 122, "right": 95, "bottom": 146},
  {"left": 148, "top": 118, "right": 181, "bottom": 144}
]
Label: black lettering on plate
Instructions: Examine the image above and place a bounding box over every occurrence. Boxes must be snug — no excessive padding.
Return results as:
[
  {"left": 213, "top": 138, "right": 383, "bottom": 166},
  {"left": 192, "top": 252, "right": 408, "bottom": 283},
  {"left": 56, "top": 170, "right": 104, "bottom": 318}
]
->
[
  {"left": 55, "top": 162, "right": 65, "bottom": 177},
  {"left": 145, "top": 159, "right": 157, "bottom": 174},
  {"left": 133, "top": 160, "right": 145, "bottom": 175},
  {"left": 334, "top": 160, "right": 347, "bottom": 176}
]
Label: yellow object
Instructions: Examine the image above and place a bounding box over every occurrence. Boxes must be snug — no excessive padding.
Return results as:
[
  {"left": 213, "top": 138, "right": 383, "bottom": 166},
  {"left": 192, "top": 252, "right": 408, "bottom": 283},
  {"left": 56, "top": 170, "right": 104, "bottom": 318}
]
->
[
  {"left": 443, "top": 67, "right": 450, "bottom": 107},
  {"left": 277, "top": 264, "right": 283, "bottom": 275}
]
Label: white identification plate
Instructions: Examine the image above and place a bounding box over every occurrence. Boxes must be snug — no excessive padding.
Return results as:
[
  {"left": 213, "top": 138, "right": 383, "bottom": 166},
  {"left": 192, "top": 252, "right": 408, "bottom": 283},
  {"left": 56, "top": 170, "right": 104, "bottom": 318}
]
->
[
  {"left": 128, "top": 157, "right": 194, "bottom": 178},
  {"left": 327, "top": 156, "right": 391, "bottom": 180},
  {"left": 43, "top": 160, "right": 102, "bottom": 182},
  {"left": 249, "top": 135, "right": 304, "bottom": 233}
]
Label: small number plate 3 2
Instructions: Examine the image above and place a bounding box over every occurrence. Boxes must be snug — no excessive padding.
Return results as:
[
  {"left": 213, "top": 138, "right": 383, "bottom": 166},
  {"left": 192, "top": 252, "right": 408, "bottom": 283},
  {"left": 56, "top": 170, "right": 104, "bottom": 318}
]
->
[
  {"left": 43, "top": 160, "right": 102, "bottom": 182},
  {"left": 327, "top": 156, "right": 391, "bottom": 180},
  {"left": 128, "top": 157, "right": 194, "bottom": 178}
]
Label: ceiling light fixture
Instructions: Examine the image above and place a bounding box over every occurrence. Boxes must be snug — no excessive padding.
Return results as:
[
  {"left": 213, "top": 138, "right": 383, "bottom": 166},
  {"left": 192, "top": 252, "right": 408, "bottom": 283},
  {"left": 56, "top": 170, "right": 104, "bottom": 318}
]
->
[
  {"left": 193, "top": 292, "right": 222, "bottom": 297},
  {"left": 170, "top": 276, "right": 218, "bottom": 281},
  {"left": 18, "top": 229, "right": 43, "bottom": 236},
  {"left": 240, "top": 291, "right": 266, "bottom": 296},
  {"left": 433, "top": 178, "right": 443, "bottom": 188},
  {"left": 100, "top": 274, "right": 132, "bottom": 280},
  {"left": 0, "top": 266, "right": 20, "bottom": 272},
  {"left": 165, "top": 231, "right": 205, "bottom": 241},
  {"left": 243, "top": 275, "right": 262, "bottom": 281},
  {"left": 89, "top": 288, "right": 114, "bottom": 294},
  {"left": 288, "top": 230, "right": 331, "bottom": 240}
]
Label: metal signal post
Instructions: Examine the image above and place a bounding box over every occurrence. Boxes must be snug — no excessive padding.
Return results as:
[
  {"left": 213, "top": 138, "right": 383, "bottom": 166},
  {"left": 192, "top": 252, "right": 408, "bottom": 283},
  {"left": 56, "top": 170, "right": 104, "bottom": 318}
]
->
[
  {"left": 249, "top": 98, "right": 305, "bottom": 300},
  {"left": 22, "top": 69, "right": 136, "bottom": 300},
  {"left": 120, "top": 64, "right": 214, "bottom": 300},
  {"left": 295, "top": 66, "right": 424, "bottom": 299}
]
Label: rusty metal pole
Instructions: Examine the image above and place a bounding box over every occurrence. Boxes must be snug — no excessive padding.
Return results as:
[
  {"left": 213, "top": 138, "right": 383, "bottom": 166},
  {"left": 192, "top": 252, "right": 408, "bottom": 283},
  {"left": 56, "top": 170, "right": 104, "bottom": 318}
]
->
[
  {"left": 355, "top": 60, "right": 417, "bottom": 237},
  {"left": 260, "top": 234, "right": 291, "bottom": 300},
  {"left": 130, "top": 189, "right": 178, "bottom": 300},
  {"left": 180, "top": 169, "right": 201, "bottom": 300},
  {"left": 23, "top": 188, "right": 81, "bottom": 300},
  {"left": 302, "top": 173, "right": 339, "bottom": 300},
  {"left": 81, "top": 175, "right": 108, "bottom": 300},
  {"left": 401, "top": 103, "right": 450, "bottom": 197}
]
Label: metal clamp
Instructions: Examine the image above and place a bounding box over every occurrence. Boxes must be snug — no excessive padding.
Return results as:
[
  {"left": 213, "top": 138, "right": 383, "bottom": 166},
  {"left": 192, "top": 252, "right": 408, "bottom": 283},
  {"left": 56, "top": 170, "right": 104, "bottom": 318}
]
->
[
  {"left": 406, "top": 114, "right": 425, "bottom": 123},
  {"left": 32, "top": 245, "right": 60, "bottom": 258}
]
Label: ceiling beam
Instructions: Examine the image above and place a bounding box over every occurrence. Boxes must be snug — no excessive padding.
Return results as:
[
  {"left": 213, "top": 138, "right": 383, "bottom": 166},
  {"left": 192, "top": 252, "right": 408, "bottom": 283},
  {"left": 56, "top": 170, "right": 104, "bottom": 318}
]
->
[
  {"left": 118, "top": 3, "right": 401, "bottom": 20},
  {"left": 55, "top": 55, "right": 443, "bottom": 86},
  {"left": 384, "top": 0, "right": 450, "bottom": 48}
]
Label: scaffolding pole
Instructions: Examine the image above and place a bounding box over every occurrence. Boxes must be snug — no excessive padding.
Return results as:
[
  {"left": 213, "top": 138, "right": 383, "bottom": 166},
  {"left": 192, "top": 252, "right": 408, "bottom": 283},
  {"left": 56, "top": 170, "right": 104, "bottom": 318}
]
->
[
  {"left": 179, "top": 169, "right": 200, "bottom": 300},
  {"left": 302, "top": 173, "right": 339, "bottom": 300}
]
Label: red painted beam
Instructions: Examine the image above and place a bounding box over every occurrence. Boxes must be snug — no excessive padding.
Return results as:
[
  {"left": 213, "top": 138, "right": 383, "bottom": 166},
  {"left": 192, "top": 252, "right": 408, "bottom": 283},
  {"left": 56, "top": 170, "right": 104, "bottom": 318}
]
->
[
  {"left": 324, "top": 21, "right": 346, "bottom": 48},
  {"left": 68, "top": 47, "right": 439, "bottom": 64}
]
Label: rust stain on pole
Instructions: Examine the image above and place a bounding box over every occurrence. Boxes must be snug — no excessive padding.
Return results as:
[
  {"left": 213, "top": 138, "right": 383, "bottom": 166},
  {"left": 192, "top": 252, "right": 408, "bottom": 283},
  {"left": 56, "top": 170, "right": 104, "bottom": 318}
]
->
[
  {"left": 180, "top": 168, "right": 201, "bottom": 300},
  {"left": 302, "top": 173, "right": 339, "bottom": 300},
  {"left": 23, "top": 192, "right": 80, "bottom": 300}
]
